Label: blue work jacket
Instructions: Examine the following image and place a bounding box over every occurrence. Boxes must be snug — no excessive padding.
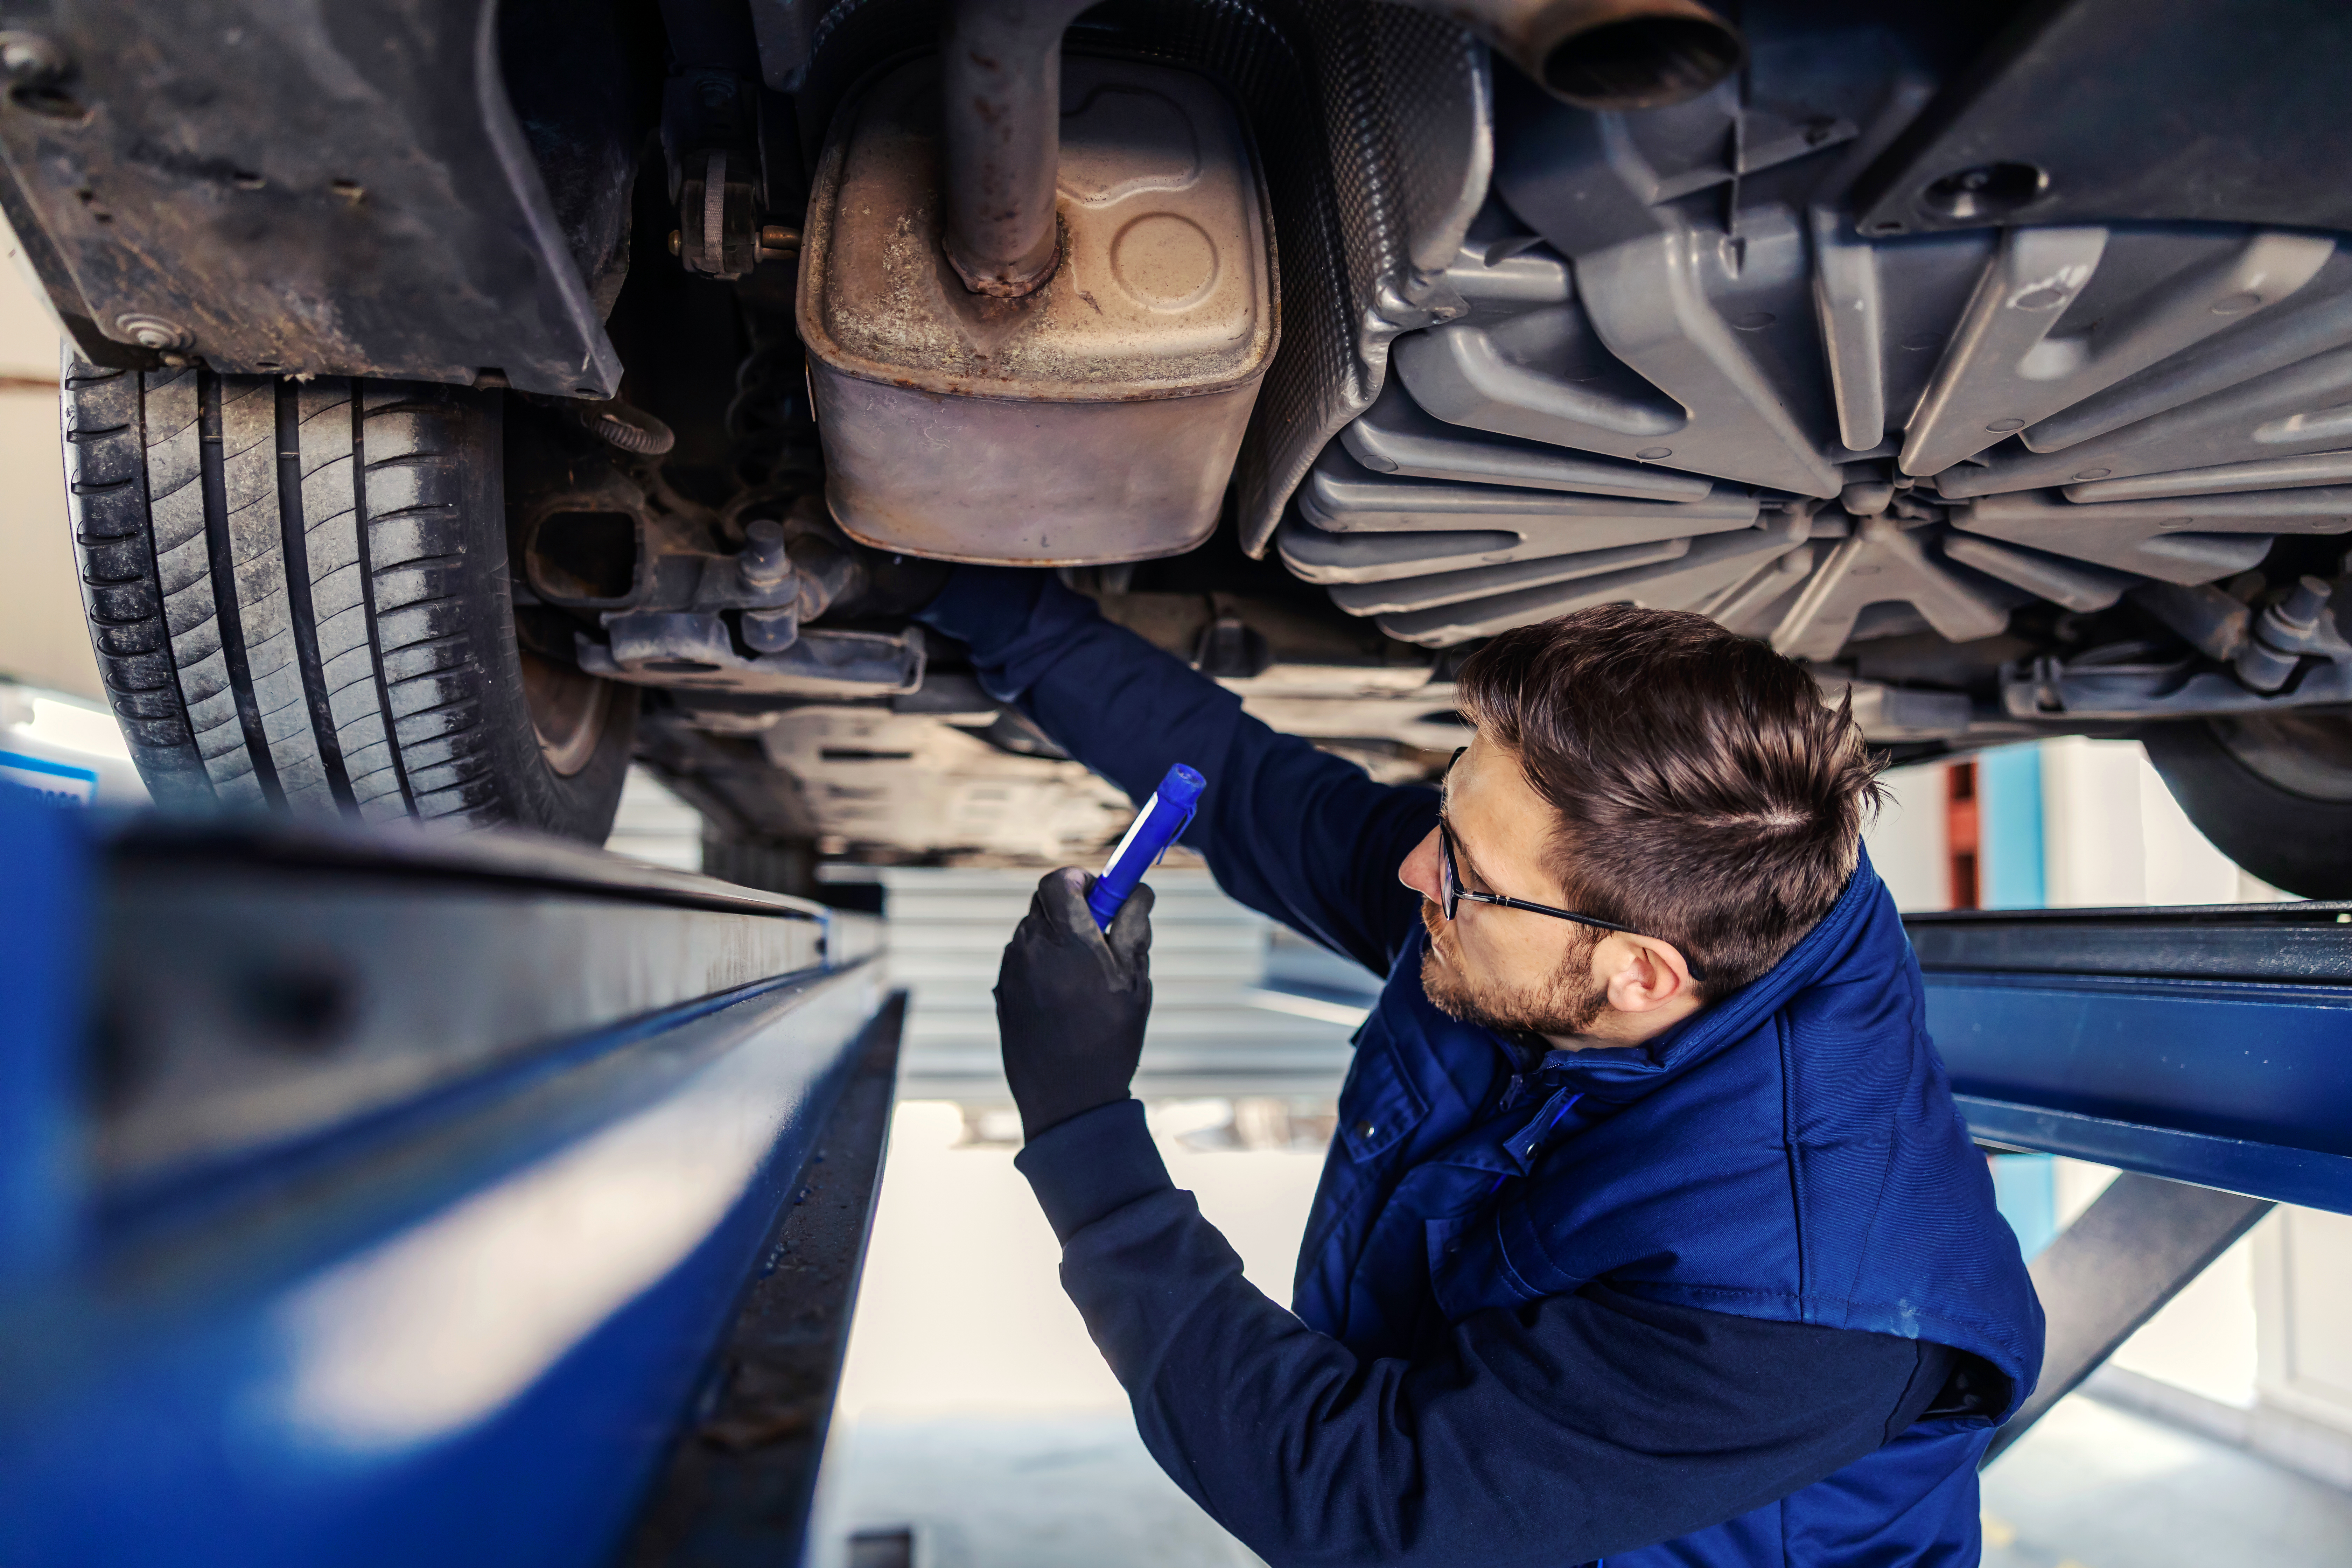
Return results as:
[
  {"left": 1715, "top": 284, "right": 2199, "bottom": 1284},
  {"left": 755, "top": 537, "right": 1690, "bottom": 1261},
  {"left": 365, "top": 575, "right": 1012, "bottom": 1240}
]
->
[
  {"left": 922, "top": 568, "right": 2045, "bottom": 1566},
  {"left": 1304, "top": 877, "right": 2042, "bottom": 1565}
]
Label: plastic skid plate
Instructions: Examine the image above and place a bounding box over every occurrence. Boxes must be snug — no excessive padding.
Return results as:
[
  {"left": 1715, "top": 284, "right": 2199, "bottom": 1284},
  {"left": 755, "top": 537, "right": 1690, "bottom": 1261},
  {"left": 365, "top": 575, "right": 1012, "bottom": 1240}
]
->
[{"left": 1280, "top": 6, "right": 2352, "bottom": 695}]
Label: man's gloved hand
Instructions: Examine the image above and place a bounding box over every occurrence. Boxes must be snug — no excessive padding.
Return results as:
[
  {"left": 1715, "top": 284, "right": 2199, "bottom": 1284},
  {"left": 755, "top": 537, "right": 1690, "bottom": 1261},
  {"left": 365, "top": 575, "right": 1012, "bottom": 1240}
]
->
[{"left": 994, "top": 868, "right": 1155, "bottom": 1141}]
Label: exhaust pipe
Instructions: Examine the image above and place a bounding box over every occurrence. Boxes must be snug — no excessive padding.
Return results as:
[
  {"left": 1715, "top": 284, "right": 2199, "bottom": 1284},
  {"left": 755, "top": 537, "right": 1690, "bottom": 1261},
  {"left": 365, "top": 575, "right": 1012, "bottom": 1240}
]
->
[
  {"left": 935, "top": 0, "right": 1738, "bottom": 299},
  {"left": 940, "top": 0, "right": 1097, "bottom": 299},
  {"left": 1399, "top": 0, "right": 1743, "bottom": 111}
]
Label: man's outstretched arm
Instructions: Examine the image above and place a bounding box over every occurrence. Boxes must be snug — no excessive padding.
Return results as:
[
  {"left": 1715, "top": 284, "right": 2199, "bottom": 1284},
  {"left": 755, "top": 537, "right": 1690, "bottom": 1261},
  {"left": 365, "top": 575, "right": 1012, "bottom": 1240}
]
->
[{"left": 919, "top": 567, "right": 1434, "bottom": 974}]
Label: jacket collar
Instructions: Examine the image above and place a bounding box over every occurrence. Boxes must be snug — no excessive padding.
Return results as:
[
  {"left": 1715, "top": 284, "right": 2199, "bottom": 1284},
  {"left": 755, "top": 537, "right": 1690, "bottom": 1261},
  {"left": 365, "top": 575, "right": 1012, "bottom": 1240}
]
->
[{"left": 1511, "top": 845, "right": 1893, "bottom": 1108}]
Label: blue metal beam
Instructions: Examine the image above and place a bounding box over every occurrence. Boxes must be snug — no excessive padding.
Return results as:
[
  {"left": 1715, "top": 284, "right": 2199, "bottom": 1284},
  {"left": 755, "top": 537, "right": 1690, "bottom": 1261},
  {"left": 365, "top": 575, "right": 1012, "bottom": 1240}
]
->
[
  {"left": 0, "top": 799, "right": 897, "bottom": 1568},
  {"left": 1913, "top": 914, "right": 2352, "bottom": 1213}
]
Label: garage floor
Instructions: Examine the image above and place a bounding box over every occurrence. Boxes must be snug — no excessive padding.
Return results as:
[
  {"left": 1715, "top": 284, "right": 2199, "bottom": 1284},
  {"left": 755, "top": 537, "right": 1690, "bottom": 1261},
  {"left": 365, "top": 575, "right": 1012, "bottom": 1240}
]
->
[
  {"left": 1982, "top": 1397, "right": 2352, "bottom": 1568},
  {"left": 806, "top": 1101, "right": 2352, "bottom": 1568}
]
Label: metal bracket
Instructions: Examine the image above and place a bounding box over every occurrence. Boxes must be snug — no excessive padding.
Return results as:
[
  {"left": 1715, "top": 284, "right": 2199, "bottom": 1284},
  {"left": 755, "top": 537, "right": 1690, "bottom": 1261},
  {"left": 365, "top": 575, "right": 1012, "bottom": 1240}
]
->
[{"left": 577, "top": 623, "right": 925, "bottom": 698}]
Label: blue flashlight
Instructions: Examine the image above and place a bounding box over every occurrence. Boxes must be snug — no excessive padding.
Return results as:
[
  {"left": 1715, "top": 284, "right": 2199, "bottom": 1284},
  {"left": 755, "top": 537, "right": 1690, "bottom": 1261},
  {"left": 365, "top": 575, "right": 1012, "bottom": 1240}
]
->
[{"left": 1086, "top": 763, "right": 1206, "bottom": 930}]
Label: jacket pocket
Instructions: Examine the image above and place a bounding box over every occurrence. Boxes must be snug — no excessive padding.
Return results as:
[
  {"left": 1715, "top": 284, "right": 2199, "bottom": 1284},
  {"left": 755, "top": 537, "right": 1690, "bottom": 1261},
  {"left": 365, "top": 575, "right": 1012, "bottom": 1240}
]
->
[{"left": 1337, "top": 1034, "right": 1428, "bottom": 1163}]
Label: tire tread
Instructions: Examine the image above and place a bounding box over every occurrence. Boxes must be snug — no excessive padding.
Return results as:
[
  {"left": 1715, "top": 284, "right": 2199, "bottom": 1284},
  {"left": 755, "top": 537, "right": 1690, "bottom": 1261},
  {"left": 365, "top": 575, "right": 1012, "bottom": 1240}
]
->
[{"left": 61, "top": 360, "right": 563, "bottom": 828}]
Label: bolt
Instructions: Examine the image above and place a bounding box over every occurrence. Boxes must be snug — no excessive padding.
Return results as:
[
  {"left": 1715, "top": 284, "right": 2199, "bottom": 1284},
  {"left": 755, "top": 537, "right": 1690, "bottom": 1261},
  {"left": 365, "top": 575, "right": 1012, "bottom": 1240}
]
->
[
  {"left": 2268, "top": 575, "right": 2332, "bottom": 634},
  {"left": 115, "top": 312, "right": 191, "bottom": 352},
  {"left": 757, "top": 223, "right": 800, "bottom": 261},
  {"left": 668, "top": 229, "right": 682, "bottom": 257},
  {"left": 739, "top": 518, "right": 791, "bottom": 588},
  {"left": 2236, "top": 575, "right": 2338, "bottom": 692}
]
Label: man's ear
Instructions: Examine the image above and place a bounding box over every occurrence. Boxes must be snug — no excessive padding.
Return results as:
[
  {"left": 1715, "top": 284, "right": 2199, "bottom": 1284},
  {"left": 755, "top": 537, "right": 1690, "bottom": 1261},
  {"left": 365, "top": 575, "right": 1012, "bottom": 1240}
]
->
[{"left": 1601, "top": 934, "right": 1695, "bottom": 1015}]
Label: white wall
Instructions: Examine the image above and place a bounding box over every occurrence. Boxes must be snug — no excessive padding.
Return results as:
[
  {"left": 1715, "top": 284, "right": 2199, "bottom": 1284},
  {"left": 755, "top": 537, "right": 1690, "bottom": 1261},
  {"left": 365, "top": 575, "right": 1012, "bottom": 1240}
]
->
[
  {"left": 1864, "top": 761, "right": 1951, "bottom": 911},
  {"left": 2256, "top": 1206, "right": 2352, "bottom": 1488},
  {"left": 2041, "top": 736, "right": 2278, "bottom": 906},
  {"left": 0, "top": 221, "right": 94, "bottom": 699}
]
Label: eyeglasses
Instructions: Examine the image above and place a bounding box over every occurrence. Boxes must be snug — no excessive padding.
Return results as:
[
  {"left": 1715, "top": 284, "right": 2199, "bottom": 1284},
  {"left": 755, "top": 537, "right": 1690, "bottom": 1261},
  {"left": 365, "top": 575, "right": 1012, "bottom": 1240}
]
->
[{"left": 1436, "top": 749, "right": 1708, "bottom": 982}]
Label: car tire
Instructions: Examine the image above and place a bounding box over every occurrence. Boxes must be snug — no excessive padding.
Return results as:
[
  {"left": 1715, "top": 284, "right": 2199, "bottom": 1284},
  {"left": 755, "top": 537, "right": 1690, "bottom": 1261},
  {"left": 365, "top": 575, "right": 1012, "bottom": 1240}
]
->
[
  {"left": 63, "top": 360, "right": 636, "bottom": 840},
  {"left": 2141, "top": 711, "right": 2352, "bottom": 899}
]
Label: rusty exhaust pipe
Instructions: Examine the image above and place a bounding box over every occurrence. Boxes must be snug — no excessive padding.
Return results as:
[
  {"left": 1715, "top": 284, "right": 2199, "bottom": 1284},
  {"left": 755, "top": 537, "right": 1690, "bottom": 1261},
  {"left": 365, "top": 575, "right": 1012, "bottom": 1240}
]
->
[
  {"left": 940, "top": 0, "right": 1097, "bottom": 299},
  {"left": 1399, "top": 0, "right": 1744, "bottom": 111}
]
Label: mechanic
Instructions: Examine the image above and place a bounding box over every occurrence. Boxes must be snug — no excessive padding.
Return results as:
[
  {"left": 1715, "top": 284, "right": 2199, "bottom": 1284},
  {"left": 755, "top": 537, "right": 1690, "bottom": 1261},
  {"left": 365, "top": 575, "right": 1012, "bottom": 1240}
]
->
[{"left": 919, "top": 567, "right": 2044, "bottom": 1567}]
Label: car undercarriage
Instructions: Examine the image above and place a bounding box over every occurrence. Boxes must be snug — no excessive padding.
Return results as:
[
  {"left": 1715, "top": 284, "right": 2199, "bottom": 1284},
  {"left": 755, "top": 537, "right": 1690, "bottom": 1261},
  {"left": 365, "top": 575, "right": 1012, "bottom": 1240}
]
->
[{"left": 21, "top": 0, "right": 2352, "bottom": 893}]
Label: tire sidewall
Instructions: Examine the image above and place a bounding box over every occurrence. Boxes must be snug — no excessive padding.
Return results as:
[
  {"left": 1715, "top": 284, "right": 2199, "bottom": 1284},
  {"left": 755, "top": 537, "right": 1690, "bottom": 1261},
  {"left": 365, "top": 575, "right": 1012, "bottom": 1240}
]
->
[
  {"left": 457, "top": 388, "right": 638, "bottom": 841},
  {"left": 2142, "top": 717, "right": 2352, "bottom": 899}
]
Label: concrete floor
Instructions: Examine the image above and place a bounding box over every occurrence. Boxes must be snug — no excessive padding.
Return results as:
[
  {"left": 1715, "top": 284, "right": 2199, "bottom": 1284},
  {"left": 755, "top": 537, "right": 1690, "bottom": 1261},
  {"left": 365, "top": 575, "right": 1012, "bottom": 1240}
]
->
[
  {"left": 1983, "top": 1395, "right": 2352, "bottom": 1568},
  {"left": 815, "top": 1414, "right": 1261, "bottom": 1568},
  {"left": 809, "top": 1100, "right": 2352, "bottom": 1568}
]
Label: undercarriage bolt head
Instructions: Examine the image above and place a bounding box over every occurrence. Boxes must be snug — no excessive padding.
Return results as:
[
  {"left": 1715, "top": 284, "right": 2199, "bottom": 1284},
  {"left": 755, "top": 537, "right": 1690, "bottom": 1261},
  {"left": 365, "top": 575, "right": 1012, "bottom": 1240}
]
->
[
  {"left": 739, "top": 518, "right": 791, "bottom": 588},
  {"left": 115, "top": 312, "right": 191, "bottom": 352},
  {"left": 2268, "top": 574, "right": 2333, "bottom": 634},
  {"left": 2239, "top": 576, "right": 2338, "bottom": 691},
  {"left": 2234, "top": 640, "right": 2298, "bottom": 693}
]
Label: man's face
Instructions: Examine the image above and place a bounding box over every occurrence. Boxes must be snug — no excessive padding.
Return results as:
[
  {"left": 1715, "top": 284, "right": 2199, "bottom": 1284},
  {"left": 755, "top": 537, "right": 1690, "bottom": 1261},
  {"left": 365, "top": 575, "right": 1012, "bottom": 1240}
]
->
[{"left": 1395, "top": 733, "right": 1610, "bottom": 1038}]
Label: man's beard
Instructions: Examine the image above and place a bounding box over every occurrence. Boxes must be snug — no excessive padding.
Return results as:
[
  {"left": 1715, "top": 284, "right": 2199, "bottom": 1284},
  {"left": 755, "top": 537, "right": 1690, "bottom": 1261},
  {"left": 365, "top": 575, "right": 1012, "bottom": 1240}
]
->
[{"left": 1419, "top": 899, "right": 1610, "bottom": 1038}]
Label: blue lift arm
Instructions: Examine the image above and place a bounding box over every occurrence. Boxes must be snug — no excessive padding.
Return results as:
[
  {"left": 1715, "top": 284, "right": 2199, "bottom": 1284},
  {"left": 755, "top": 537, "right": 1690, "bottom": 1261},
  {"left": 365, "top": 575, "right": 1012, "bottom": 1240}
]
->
[
  {"left": 1911, "top": 903, "right": 2352, "bottom": 1211},
  {"left": 0, "top": 792, "right": 902, "bottom": 1568},
  {"left": 1907, "top": 901, "right": 2352, "bottom": 1458}
]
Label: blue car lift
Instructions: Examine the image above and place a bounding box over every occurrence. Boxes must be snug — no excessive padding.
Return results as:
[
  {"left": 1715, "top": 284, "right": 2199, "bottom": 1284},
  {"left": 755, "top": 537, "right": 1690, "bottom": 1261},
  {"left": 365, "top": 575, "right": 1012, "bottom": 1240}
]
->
[
  {"left": 0, "top": 791, "right": 901, "bottom": 1567},
  {"left": 4, "top": 781, "right": 2350, "bottom": 1562}
]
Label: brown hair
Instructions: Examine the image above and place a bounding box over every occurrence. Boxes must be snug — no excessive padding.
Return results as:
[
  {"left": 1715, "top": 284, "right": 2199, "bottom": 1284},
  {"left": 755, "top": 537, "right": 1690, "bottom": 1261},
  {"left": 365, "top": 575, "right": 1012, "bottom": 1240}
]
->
[{"left": 1454, "top": 604, "right": 1885, "bottom": 998}]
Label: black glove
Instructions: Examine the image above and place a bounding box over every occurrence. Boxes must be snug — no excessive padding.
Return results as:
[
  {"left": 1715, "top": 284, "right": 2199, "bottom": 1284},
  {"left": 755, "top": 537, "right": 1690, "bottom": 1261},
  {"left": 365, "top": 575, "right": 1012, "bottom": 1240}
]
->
[{"left": 993, "top": 868, "right": 1155, "bottom": 1141}]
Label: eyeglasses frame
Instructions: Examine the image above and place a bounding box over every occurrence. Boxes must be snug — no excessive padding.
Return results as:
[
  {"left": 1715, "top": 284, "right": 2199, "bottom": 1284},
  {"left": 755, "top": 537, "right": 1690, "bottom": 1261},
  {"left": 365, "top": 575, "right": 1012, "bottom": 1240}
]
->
[{"left": 1435, "top": 748, "right": 1709, "bottom": 983}]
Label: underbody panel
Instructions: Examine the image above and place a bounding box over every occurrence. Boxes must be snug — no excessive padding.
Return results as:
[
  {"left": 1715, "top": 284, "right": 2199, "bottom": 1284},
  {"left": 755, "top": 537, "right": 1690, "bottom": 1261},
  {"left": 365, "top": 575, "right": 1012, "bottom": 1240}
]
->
[{"left": 24, "top": 0, "right": 2352, "bottom": 877}]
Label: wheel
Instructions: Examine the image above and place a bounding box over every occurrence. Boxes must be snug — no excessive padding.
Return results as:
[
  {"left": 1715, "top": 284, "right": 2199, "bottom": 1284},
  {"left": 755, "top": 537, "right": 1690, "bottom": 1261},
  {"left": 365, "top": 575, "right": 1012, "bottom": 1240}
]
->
[
  {"left": 63, "top": 362, "right": 636, "bottom": 840},
  {"left": 2142, "top": 711, "right": 2352, "bottom": 899}
]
